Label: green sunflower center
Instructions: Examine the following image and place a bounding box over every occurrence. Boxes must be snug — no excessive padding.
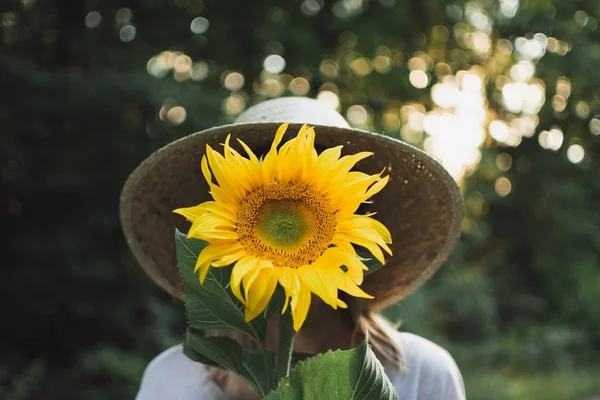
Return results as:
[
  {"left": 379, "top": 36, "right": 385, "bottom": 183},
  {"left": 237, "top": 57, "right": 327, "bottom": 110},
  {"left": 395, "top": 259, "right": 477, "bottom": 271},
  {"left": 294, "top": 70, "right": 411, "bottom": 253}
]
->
[
  {"left": 236, "top": 181, "right": 336, "bottom": 268},
  {"left": 256, "top": 201, "right": 312, "bottom": 250}
]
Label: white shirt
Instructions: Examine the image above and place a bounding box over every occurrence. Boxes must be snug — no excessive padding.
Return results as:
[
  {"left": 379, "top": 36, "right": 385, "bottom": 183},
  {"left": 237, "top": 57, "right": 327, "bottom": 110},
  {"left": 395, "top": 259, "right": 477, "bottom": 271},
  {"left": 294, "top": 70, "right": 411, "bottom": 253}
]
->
[{"left": 136, "top": 332, "right": 466, "bottom": 400}]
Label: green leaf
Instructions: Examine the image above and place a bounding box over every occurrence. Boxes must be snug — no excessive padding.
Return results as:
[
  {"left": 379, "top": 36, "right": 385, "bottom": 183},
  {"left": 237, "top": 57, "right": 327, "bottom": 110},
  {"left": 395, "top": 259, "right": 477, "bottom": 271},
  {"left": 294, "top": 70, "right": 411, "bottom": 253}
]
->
[
  {"left": 358, "top": 252, "right": 385, "bottom": 277},
  {"left": 175, "top": 229, "right": 266, "bottom": 340},
  {"left": 266, "top": 332, "right": 398, "bottom": 400},
  {"left": 184, "top": 328, "right": 272, "bottom": 397},
  {"left": 184, "top": 328, "right": 245, "bottom": 372},
  {"left": 290, "top": 351, "right": 313, "bottom": 366},
  {"left": 242, "top": 348, "right": 276, "bottom": 395}
]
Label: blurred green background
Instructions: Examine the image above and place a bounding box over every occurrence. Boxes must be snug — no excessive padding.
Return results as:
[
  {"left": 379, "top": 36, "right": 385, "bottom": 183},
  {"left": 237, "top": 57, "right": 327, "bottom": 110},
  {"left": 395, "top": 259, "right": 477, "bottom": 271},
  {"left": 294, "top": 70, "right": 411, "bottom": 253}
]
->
[{"left": 1, "top": 0, "right": 600, "bottom": 399}]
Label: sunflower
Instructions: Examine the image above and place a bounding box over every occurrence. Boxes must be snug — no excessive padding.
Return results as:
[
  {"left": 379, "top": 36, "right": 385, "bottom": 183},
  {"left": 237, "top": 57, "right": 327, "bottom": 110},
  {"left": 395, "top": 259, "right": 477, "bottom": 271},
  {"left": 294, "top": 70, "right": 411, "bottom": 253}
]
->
[{"left": 174, "top": 123, "right": 392, "bottom": 331}]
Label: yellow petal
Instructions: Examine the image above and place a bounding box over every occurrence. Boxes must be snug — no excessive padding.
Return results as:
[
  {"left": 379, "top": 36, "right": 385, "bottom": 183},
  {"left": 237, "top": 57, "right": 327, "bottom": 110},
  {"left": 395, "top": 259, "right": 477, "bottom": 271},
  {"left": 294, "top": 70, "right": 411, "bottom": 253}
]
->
[
  {"left": 245, "top": 267, "right": 280, "bottom": 321},
  {"left": 173, "top": 205, "right": 204, "bottom": 222},
  {"left": 369, "top": 217, "right": 392, "bottom": 244},
  {"left": 291, "top": 283, "right": 311, "bottom": 331},
  {"left": 230, "top": 257, "right": 259, "bottom": 304},
  {"left": 210, "top": 250, "right": 245, "bottom": 267},
  {"left": 315, "top": 151, "right": 373, "bottom": 194},
  {"left": 222, "top": 135, "right": 267, "bottom": 192},
  {"left": 200, "top": 155, "right": 213, "bottom": 185},
  {"left": 190, "top": 227, "right": 238, "bottom": 241},
  {"left": 335, "top": 268, "right": 374, "bottom": 299},
  {"left": 317, "top": 265, "right": 373, "bottom": 300},
  {"left": 195, "top": 201, "right": 237, "bottom": 221},
  {"left": 201, "top": 155, "right": 234, "bottom": 204},
  {"left": 339, "top": 249, "right": 369, "bottom": 285},
  {"left": 333, "top": 231, "right": 390, "bottom": 264},
  {"left": 336, "top": 298, "right": 348, "bottom": 308},
  {"left": 206, "top": 145, "right": 245, "bottom": 204},
  {"left": 328, "top": 173, "right": 380, "bottom": 213},
  {"left": 337, "top": 216, "right": 393, "bottom": 255},
  {"left": 278, "top": 267, "right": 301, "bottom": 314},
  {"left": 237, "top": 138, "right": 264, "bottom": 188},
  {"left": 188, "top": 215, "right": 236, "bottom": 238},
  {"left": 242, "top": 263, "right": 262, "bottom": 301},
  {"left": 364, "top": 174, "right": 390, "bottom": 199},
  {"left": 262, "top": 123, "right": 289, "bottom": 183},
  {"left": 299, "top": 266, "right": 338, "bottom": 308},
  {"left": 339, "top": 216, "right": 392, "bottom": 244},
  {"left": 237, "top": 138, "right": 260, "bottom": 164},
  {"left": 195, "top": 242, "right": 244, "bottom": 283},
  {"left": 338, "top": 224, "right": 393, "bottom": 256}
]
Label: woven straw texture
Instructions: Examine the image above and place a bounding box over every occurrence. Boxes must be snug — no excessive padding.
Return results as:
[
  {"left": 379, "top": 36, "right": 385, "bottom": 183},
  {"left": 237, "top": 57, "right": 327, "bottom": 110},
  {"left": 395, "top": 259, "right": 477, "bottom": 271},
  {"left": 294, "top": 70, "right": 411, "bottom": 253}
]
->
[{"left": 120, "top": 97, "right": 463, "bottom": 311}]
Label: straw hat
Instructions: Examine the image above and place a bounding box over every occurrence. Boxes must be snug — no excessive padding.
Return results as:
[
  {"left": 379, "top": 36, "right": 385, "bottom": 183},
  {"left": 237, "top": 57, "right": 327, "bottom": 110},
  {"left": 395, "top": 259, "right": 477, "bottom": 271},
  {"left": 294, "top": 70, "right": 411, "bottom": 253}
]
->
[{"left": 120, "top": 97, "right": 463, "bottom": 311}]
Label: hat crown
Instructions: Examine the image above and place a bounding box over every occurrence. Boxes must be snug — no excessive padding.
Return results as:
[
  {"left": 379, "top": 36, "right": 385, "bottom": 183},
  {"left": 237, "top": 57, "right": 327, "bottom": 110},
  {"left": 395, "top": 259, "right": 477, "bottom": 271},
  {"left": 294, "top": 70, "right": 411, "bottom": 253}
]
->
[{"left": 234, "top": 97, "right": 350, "bottom": 128}]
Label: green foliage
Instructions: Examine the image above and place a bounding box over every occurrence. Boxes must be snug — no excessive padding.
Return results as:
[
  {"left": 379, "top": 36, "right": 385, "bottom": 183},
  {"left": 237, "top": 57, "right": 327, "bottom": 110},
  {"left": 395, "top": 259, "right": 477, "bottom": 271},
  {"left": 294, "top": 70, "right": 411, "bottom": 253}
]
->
[
  {"left": 184, "top": 328, "right": 272, "bottom": 396},
  {"left": 176, "top": 229, "right": 276, "bottom": 395},
  {"left": 176, "top": 229, "right": 267, "bottom": 340},
  {"left": 266, "top": 333, "right": 398, "bottom": 400},
  {"left": 360, "top": 253, "right": 384, "bottom": 276}
]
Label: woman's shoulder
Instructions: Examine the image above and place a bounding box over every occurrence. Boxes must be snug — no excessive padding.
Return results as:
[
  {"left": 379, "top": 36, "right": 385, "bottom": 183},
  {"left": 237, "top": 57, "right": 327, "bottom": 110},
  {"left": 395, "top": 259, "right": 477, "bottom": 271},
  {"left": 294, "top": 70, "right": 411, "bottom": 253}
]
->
[
  {"left": 136, "top": 344, "right": 227, "bottom": 400},
  {"left": 389, "top": 331, "right": 466, "bottom": 400}
]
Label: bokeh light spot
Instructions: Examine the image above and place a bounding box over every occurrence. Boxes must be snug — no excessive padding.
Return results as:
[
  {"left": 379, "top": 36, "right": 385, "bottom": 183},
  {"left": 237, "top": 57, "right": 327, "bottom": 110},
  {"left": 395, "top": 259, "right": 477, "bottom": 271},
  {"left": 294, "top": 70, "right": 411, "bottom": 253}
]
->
[
  {"left": 496, "top": 153, "right": 513, "bottom": 171},
  {"left": 346, "top": 105, "right": 368, "bottom": 125},
  {"left": 373, "top": 56, "right": 392, "bottom": 73},
  {"left": 552, "top": 95, "right": 567, "bottom": 112},
  {"left": 115, "top": 8, "right": 132, "bottom": 23},
  {"left": 119, "top": 25, "right": 136, "bottom": 42},
  {"left": 190, "top": 17, "right": 209, "bottom": 34},
  {"left": 316, "top": 91, "right": 340, "bottom": 110},
  {"left": 289, "top": 77, "right": 310, "bottom": 95},
  {"left": 223, "top": 72, "right": 245, "bottom": 91},
  {"left": 263, "top": 54, "right": 286, "bottom": 73},
  {"left": 85, "top": 11, "right": 102, "bottom": 28},
  {"left": 167, "top": 106, "right": 187, "bottom": 125},
  {"left": 147, "top": 57, "right": 169, "bottom": 78},
  {"left": 382, "top": 112, "right": 401, "bottom": 131},
  {"left": 589, "top": 116, "right": 600, "bottom": 135},
  {"left": 349, "top": 57, "right": 373, "bottom": 76},
  {"left": 301, "top": 0, "right": 322, "bottom": 16},
  {"left": 409, "top": 70, "right": 429, "bottom": 89},
  {"left": 538, "top": 128, "right": 564, "bottom": 151},
  {"left": 575, "top": 101, "right": 590, "bottom": 119},
  {"left": 222, "top": 95, "right": 246, "bottom": 116},
  {"left": 190, "top": 62, "right": 209, "bottom": 81},
  {"left": 262, "top": 79, "right": 285, "bottom": 97},
  {"left": 319, "top": 59, "right": 339, "bottom": 78},
  {"left": 567, "top": 144, "right": 585, "bottom": 164},
  {"left": 495, "top": 177, "right": 512, "bottom": 197},
  {"left": 556, "top": 77, "right": 571, "bottom": 98}
]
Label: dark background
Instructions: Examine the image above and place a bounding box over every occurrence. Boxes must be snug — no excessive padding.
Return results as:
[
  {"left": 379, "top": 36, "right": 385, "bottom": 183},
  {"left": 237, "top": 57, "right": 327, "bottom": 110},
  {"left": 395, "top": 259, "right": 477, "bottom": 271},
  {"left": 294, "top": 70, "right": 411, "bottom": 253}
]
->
[{"left": 1, "top": 0, "right": 600, "bottom": 399}]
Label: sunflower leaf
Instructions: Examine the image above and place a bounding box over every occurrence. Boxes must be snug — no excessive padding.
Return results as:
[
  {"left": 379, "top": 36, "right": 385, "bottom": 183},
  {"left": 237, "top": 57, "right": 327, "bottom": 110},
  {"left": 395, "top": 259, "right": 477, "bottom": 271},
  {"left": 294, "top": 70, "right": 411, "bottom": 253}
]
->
[
  {"left": 184, "top": 328, "right": 245, "bottom": 372},
  {"left": 175, "top": 229, "right": 267, "bottom": 341},
  {"left": 358, "top": 251, "right": 385, "bottom": 276},
  {"left": 265, "top": 331, "right": 398, "bottom": 400},
  {"left": 184, "top": 328, "right": 271, "bottom": 397}
]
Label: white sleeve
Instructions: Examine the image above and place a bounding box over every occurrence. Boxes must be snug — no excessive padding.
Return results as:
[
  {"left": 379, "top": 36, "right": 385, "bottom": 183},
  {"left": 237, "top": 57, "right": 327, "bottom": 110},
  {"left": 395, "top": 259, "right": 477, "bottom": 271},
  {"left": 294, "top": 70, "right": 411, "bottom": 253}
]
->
[
  {"left": 390, "top": 332, "right": 466, "bottom": 400},
  {"left": 136, "top": 345, "right": 227, "bottom": 400}
]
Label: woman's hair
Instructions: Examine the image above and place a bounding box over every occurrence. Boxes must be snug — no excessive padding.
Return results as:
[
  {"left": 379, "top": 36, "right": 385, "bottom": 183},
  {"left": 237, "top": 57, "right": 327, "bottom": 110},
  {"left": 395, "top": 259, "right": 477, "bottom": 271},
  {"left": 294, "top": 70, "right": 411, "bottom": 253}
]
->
[
  {"left": 206, "top": 297, "right": 404, "bottom": 396},
  {"left": 348, "top": 300, "right": 405, "bottom": 371}
]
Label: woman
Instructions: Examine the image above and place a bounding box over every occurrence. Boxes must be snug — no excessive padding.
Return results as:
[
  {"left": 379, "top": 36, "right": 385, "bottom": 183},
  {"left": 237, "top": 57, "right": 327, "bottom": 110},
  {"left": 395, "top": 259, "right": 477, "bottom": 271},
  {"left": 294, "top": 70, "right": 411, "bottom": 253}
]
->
[{"left": 121, "top": 97, "right": 466, "bottom": 399}]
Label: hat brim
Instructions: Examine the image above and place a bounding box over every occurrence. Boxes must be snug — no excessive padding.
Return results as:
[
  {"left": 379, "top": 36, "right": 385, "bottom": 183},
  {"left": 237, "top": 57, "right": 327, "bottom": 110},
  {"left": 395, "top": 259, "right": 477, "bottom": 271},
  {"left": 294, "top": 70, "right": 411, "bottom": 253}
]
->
[{"left": 120, "top": 122, "right": 463, "bottom": 311}]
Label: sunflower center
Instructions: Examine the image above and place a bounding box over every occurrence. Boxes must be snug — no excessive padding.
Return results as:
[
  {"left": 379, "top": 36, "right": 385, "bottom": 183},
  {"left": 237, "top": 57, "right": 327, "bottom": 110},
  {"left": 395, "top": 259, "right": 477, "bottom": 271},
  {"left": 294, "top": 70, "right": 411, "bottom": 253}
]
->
[
  {"left": 236, "top": 181, "right": 336, "bottom": 268},
  {"left": 256, "top": 201, "right": 311, "bottom": 250}
]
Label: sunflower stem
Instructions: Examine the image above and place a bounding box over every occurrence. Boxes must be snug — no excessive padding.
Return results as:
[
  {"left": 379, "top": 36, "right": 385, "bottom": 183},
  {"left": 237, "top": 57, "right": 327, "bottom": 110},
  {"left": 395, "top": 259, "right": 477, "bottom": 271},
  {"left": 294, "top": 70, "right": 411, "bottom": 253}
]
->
[{"left": 273, "top": 307, "right": 296, "bottom": 389}]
